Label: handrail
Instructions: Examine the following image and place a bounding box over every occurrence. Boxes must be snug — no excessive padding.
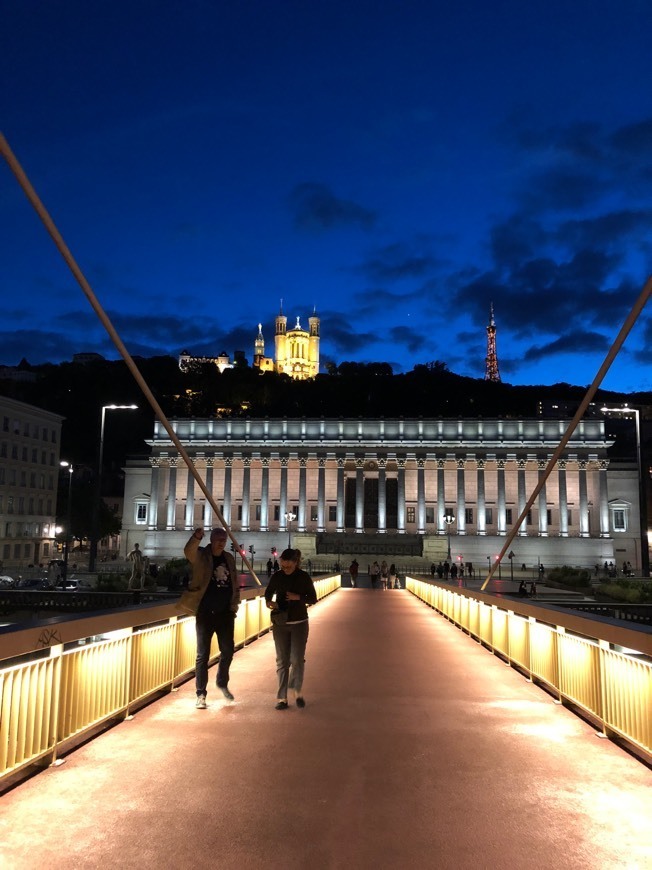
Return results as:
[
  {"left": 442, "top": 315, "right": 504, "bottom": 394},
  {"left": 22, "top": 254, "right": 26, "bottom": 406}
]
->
[
  {"left": 0, "top": 577, "right": 341, "bottom": 784},
  {"left": 406, "top": 576, "right": 652, "bottom": 764}
]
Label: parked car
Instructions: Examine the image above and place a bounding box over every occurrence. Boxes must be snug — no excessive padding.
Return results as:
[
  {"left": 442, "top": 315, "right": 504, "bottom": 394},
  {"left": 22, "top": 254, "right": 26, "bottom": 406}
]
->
[
  {"left": 0, "top": 575, "right": 16, "bottom": 588},
  {"left": 62, "top": 579, "right": 93, "bottom": 591},
  {"left": 17, "top": 577, "right": 50, "bottom": 590}
]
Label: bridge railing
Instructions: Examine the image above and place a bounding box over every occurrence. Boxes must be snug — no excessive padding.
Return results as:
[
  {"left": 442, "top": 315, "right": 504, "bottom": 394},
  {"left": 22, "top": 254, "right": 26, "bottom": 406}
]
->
[
  {"left": 406, "top": 576, "right": 652, "bottom": 764},
  {"left": 0, "top": 575, "right": 341, "bottom": 785}
]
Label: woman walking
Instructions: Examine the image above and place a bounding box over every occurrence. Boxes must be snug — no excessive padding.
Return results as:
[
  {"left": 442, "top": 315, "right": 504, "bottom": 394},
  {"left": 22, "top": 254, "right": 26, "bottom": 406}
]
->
[{"left": 265, "top": 549, "right": 317, "bottom": 709}]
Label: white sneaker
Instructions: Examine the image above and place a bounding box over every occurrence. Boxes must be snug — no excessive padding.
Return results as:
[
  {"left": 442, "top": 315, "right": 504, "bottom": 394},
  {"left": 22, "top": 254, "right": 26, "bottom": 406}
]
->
[{"left": 195, "top": 694, "right": 207, "bottom": 709}]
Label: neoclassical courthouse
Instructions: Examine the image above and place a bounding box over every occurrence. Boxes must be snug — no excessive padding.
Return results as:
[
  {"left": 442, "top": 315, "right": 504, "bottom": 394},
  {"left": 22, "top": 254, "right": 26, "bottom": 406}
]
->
[
  {"left": 123, "top": 310, "right": 641, "bottom": 570},
  {"left": 122, "top": 416, "right": 640, "bottom": 571}
]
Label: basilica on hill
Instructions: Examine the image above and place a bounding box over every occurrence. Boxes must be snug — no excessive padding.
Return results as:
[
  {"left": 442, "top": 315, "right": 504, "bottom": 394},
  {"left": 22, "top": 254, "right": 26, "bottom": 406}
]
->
[{"left": 178, "top": 305, "right": 320, "bottom": 381}]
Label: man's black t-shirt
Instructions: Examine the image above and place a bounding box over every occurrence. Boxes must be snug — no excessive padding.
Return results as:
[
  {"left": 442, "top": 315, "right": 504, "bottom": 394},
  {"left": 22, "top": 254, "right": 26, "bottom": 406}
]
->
[{"left": 198, "top": 553, "right": 232, "bottom": 615}]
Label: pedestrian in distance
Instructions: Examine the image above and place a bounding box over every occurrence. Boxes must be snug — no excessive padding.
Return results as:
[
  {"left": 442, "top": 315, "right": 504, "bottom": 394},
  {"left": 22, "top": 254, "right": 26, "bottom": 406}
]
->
[
  {"left": 370, "top": 560, "right": 380, "bottom": 589},
  {"left": 182, "top": 527, "right": 240, "bottom": 709},
  {"left": 380, "top": 560, "right": 389, "bottom": 590},
  {"left": 265, "top": 548, "right": 317, "bottom": 710},
  {"left": 349, "top": 558, "right": 359, "bottom": 587}
]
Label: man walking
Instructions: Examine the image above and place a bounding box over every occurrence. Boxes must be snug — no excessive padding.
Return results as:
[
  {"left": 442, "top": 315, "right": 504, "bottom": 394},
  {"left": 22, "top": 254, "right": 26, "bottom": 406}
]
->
[{"left": 184, "top": 527, "right": 240, "bottom": 708}]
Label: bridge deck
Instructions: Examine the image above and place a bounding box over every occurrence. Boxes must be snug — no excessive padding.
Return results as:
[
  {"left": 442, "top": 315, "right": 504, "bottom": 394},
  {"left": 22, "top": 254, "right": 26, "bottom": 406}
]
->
[{"left": 2, "top": 585, "right": 651, "bottom": 869}]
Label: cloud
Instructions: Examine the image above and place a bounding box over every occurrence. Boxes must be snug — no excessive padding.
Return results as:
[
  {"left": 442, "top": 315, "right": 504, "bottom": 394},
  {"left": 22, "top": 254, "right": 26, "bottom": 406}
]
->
[
  {"left": 523, "top": 331, "right": 609, "bottom": 362},
  {"left": 353, "top": 241, "right": 440, "bottom": 283},
  {"left": 289, "top": 183, "right": 376, "bottom": 231}
]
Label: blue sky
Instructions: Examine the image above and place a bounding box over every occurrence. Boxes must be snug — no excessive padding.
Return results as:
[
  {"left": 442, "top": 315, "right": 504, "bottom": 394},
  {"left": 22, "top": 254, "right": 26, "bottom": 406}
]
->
[{"left": 2, "top": 0, "right": 652, "bottom": 391}]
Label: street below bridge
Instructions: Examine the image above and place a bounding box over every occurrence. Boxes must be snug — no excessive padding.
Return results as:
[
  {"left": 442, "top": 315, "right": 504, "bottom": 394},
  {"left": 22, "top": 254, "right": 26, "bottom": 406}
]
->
[{"left": 2, "top": 586, "right": 651, "bottom": 869}]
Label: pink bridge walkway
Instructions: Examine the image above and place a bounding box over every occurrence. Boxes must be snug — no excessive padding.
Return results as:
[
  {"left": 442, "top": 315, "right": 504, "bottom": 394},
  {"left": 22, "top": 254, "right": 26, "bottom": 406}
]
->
[{"left": 2, "top": 587, "right": 651, "bottom": 869}]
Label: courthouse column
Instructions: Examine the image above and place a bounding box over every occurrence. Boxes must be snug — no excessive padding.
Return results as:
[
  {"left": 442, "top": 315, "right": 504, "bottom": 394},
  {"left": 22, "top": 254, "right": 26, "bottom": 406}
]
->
[
  {"left": 377, "top": 458, "right": 387, "bottom": 533},
  {"left": 241, "top": 458, "right": 251, "bottom": 531},
  {"left": 497, "top": 459, "right": 506, "bottom": 535},
  {"left": 456, "top": 460, "right": 466, "bottom": 534},
  {"left": 355, "top": 458, "right": 364, "bottom": 533},
  {"left": 517, "top": 460, "right": 527, "bottom": 536},
  {"left": 279, "top": 456, "right": 288, "bottom": 530},
  {"left": 166, "top": 459, "right": 178, "bottom": 530},
  {"left": 476, "top": 459, "right": 486, "bottom": 535},
  {"left": 417, "top": 458, "right": 426, "bottom": 535},
  {"left": 185, "top": 461, "right": 195, "bottom": 530},
  {"left": 222, "top": 457, "right": 233, "bottom": 526},
  {"left": 538, "top": 460, "right": 548, "bottom": 536},
  {"left": 317, "top": 457, "right": 326, "bottom": 532},
  {"left": 599, "top": 459, "right": 610, "bottom": 537},
  {"left": 148, "top": 458, "right": 160, "bottom": 531},
  {"left": 397, "top": 457, "right": 406, "bottom": 534},
  {"left": 579, "top": 460, "right": 589, "bottom": 536},
  {"left": 437, "top": 459, "right": 445, "bottom": 534},
  {"left": 203, "top": 457, "right": 214, "bottom": 529},
  {"left": 557, "top": 460, "right": 569, "bottom": 536},
  {"left": 260, "top": 457, "right": 269, "bottom": 532},
  {"left": 298, "top": 457, "right": 307, "bottom": 532},
  {"left": 336, "top": 457, "right": 345, "bottom": 532}
]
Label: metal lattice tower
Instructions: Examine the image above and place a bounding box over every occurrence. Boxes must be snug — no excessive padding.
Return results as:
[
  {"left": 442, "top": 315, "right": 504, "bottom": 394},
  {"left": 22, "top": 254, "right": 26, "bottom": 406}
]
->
[{"left": 485, "top": 302, "right": 501, "bottom": 382}]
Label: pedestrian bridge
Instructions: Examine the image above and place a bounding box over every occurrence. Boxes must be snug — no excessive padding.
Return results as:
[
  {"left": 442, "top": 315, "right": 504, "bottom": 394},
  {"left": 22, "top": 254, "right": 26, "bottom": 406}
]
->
[{"left": 1, "top": 576, "right": 651, "bottom": 869}]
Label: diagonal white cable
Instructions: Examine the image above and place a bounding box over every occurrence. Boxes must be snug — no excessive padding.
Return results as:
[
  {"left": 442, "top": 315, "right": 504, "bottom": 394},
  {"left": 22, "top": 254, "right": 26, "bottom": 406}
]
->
[
  {"left": 1, "top": 133, "right": 261, "bottom": 585},
  {"left": 480, "top": 276, "right": 651, "bottom": 591}
]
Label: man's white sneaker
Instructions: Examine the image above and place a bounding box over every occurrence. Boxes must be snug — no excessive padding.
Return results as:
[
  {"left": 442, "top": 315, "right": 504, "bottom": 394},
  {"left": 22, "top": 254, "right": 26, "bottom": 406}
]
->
[{"left": 196, "top": 694, "right": 207, "bottom": 709}]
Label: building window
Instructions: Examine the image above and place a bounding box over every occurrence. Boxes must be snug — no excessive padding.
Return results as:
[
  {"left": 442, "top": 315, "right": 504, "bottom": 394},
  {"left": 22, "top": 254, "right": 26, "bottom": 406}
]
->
[
  {"left": 328, "top": 505, "right": 337, "bottom": 522},
  {"left": 255, "top": 504, "right": 261, "bottom": 521},
  {"left": 406, "top": 506, "right": 416, "bottom": 523},
  {"left": 274, "top": 506, "right": 280, "bottom": 521},
  {"left": 526, "top": 510, "right": 532, "bottom": 525},
  {"left": 464, "top": 508, "right": 473, "bottom": 524},
  {"left": 14, "top": 543, "right": 20, "bottom": 558},
  {"left": 135, "top": 502, "right": 148, "bottom": 525},
  {"left": 21, "top": 447, "right": 27, "bottom": 461},
  {"left": 485, "top": 508, "right": 493, "bottom": 525},
  {"left": 310, "top": 505, "right": 318, "bottom": 522},
  {"left": 237, "top": 505, "right": 242, "bottom": 520},
  {"left": 546, "top": 509, "right": 552, "bottom": 525},
  {"left": 7, "top": 496, "right": 14, "bottom": 514},
  {"left": 425, "top": 507, "right": 435, "bottom": 524},
  {"left": 506, "top": 508, "right": 513, "bottom": 525}
]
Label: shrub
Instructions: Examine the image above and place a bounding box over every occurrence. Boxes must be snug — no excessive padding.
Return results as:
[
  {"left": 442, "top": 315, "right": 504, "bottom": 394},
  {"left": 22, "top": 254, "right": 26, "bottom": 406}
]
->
[
  {"left": 546, "top": 566, "right": 591, "bottom": 588},
  {"left": 156, "top": 558, "right": 191, "bottom": 591},
  {"left": 596, "top": 580, "right": 652, "bottom": 604}
]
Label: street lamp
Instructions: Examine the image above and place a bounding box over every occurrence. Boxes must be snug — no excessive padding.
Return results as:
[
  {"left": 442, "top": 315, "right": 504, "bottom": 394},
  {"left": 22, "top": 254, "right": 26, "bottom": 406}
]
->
[
  {"left": 89, "top": 404, "right": 138, "bottom": 571},
  {"left": 60, "top": 460, "right": 73, "bottom": 583},
  {"left": 601, "top": 405, "right": 649, "bottom": 577},
  {"left": 443, "top": 510, "right": 455, "bottom": 561},
  {"left": 285, "top": 511, "right": 297, "bottom": 548}
]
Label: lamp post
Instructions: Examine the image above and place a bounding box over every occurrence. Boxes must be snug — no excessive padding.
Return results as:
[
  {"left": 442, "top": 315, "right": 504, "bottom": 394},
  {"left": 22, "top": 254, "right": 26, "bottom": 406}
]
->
[
  {"left": 89, "top": 404, "right": 138, "bottom": 571},
  {"left": 60, "top": 461, "right": 73, "bottom": 583},
  {"left": 285, "top": 511, "right": 297, "bottom": 548},
  {"left": 444, "top": 510, "right": 455, "bottom": 561},
  {"left": 508, "top": 549, "right": 515, "bottom": 583},
  {"left": 601, "top": 405, "right": 649, "bottom": 577}
]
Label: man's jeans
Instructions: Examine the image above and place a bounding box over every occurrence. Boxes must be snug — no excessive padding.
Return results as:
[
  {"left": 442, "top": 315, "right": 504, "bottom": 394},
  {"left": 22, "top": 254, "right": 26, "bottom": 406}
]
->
[
  {"left": 195, "top": 611, "right": 235, "bottom": 695},
  {"left": 272, "top": 620, "right": 309, "bottom": 700}
]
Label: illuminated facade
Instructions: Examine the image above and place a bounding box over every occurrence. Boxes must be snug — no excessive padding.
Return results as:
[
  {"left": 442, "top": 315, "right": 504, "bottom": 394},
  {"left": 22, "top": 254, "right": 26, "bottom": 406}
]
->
[
  {"left": 0, "top": 396, "right": 64, "bottom": 569},
  {"left": 254, "top": 308, "right": 320, "bottom": 380},
  {"left": 123, "top": 416, "right": 640, "bottom": 570}
]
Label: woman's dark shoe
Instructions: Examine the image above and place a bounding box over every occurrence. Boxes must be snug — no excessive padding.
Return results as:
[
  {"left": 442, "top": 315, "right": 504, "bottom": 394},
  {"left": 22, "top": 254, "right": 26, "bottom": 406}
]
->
[
  {"left": 275, "top": 700, "right": 289, "bottom": 710},
  {"left": 296, "top": 696, "right": 306, "bottom": 708}
]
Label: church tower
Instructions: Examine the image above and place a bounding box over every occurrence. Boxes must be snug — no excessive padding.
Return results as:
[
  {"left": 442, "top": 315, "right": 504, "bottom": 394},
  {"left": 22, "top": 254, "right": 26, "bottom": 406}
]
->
[
  {"left": 275, "top": 302, "right": 288, "bottom": 375},
  {"left": 308, "top": 308, "right": 320, "bottom": 377},
  {"left": 254, "top": 322, "right": 265, "bottom": 365},
  {"left": 484, "top": 303, "right": 501, "bottom": 382}
]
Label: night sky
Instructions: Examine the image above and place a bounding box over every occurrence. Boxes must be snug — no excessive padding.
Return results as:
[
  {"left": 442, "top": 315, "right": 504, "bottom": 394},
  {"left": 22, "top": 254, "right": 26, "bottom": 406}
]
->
[{"left": 3, "top": 1, "right": 652, "bottom": 391}]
